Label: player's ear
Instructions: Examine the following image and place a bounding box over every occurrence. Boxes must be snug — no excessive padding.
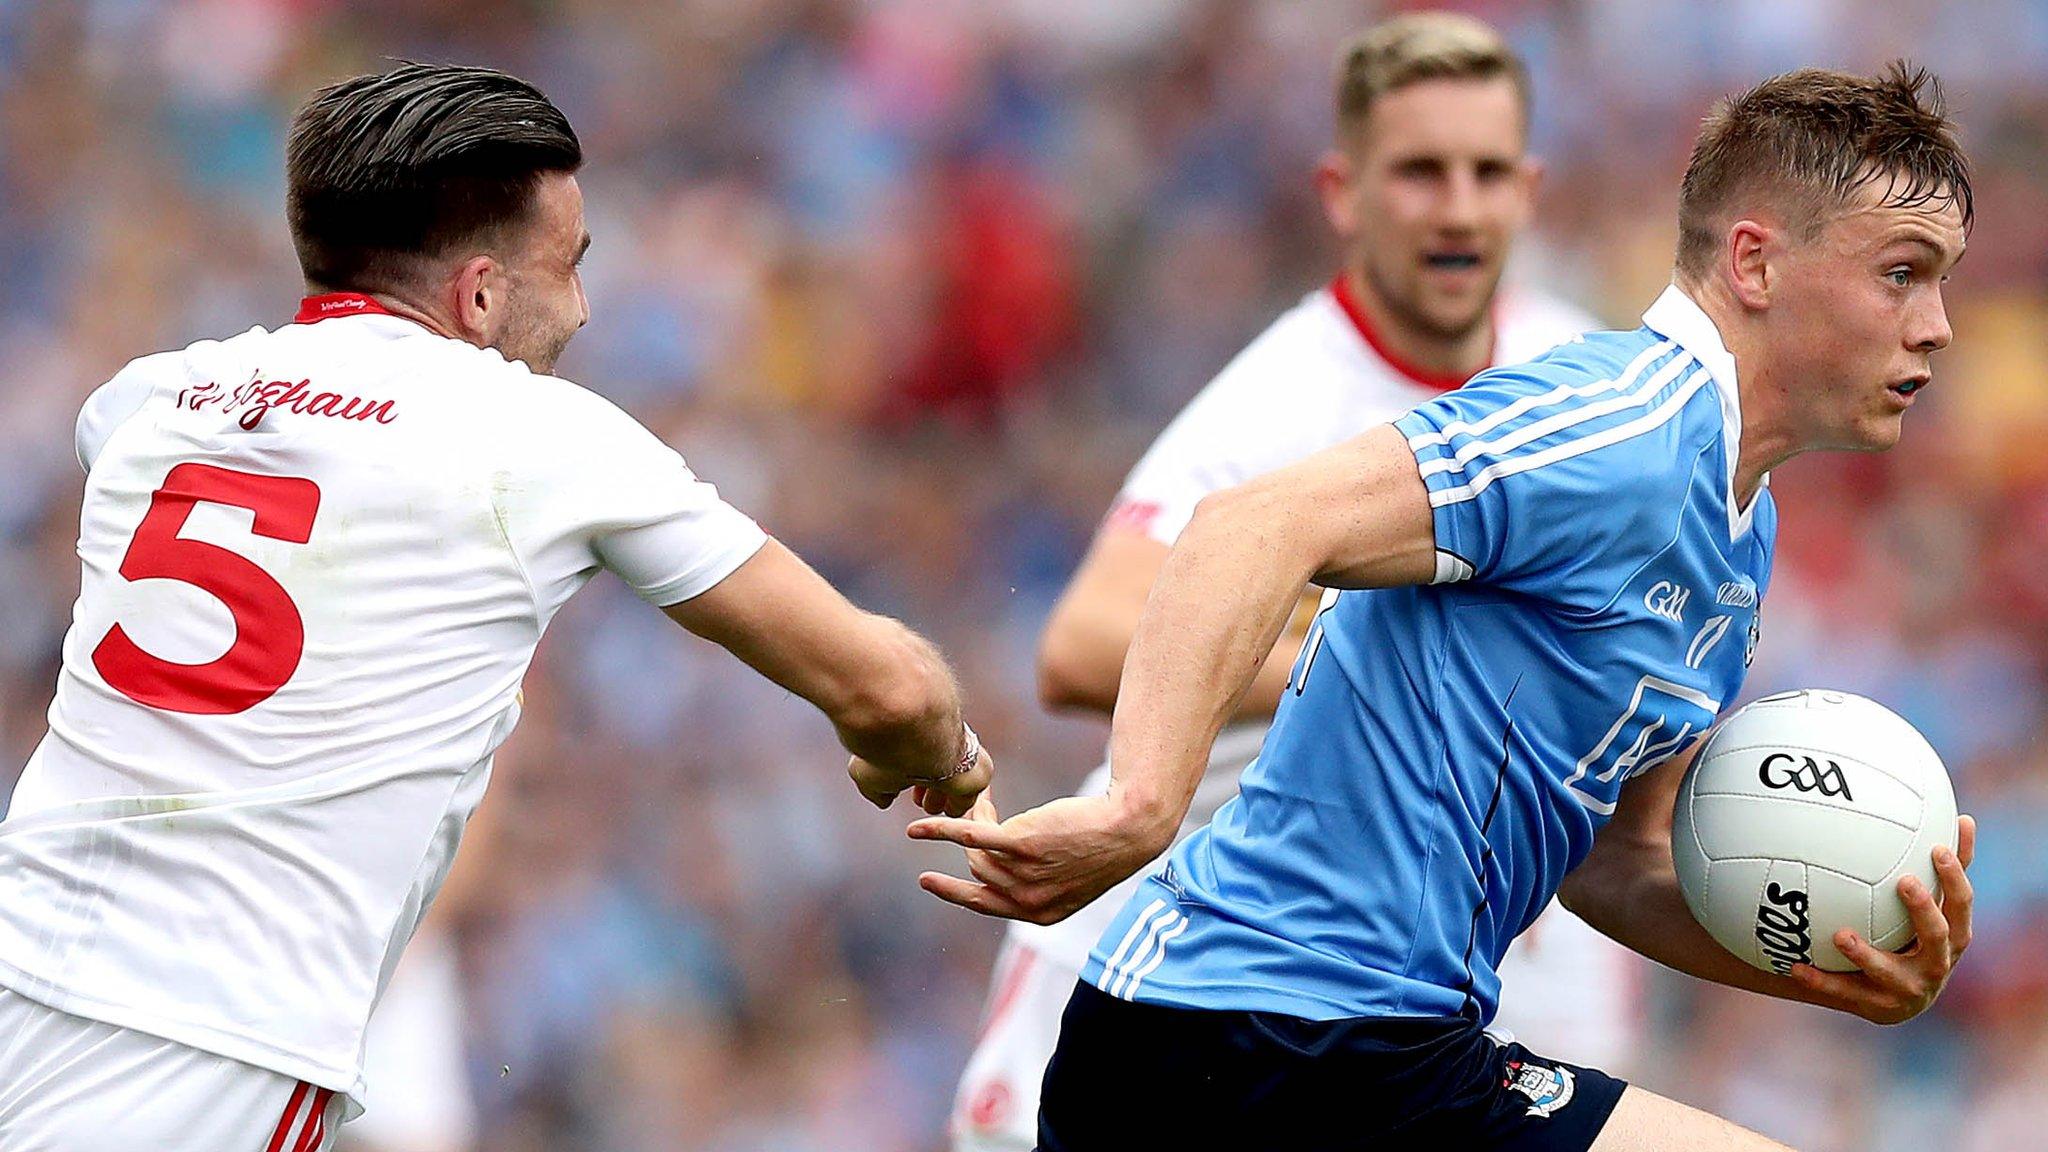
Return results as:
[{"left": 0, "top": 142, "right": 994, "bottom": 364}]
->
[
  {"left": 1314, "top": 149, "right": 1359, "bottom": 238},
  {"left": 448, "top": 254, "right": 500, "bottom": 347},
  {"left": 1509, "top": 155, "right": 1544, "bottom": 228},
  {"left": 1518, "top": 155, "right": 1545, "bottom": 202},
  {"left": 1724, "top": 219, "right": 1773, "bottom": 311}
]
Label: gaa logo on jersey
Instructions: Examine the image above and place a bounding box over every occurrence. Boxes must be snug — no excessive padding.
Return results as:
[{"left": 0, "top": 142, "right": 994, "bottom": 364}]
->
[{"left": 1503, "top": 1058, "right": 1577, "bottom": 1118}]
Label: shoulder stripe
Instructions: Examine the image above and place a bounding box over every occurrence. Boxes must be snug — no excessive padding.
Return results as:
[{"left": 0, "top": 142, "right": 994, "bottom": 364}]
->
[
  {"left": 1406, "top": 338, "right": 1676, "bottom": 452},
  {"left": 1414, "top": 351, "right": 1698, "bottom": 481},
  {"left": 1428, "top": 367, "right": 1714, "bottom": 508}
]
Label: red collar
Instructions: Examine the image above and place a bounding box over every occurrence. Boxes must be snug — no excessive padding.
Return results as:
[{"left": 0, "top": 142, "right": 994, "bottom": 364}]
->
[
  {"left": 1327, "top": 273, "right": 1492, "bottom": 393},
  {"left": 294, "top": 292, "right": 396, "bottom": 324}
]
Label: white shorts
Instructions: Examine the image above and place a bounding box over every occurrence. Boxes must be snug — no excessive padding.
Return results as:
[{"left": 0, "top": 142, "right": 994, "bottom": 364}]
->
[{"left": 0, "top": 988, "right": 343, "bottom": 1152}]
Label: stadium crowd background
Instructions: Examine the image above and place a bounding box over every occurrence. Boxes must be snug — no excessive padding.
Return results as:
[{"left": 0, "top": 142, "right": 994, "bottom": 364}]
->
[{"left": 2, "top": 1, "right": 2046, "bottom": 1149}]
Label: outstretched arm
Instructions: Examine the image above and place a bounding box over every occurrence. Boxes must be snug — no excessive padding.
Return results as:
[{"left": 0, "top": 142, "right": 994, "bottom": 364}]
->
[
  {"left": 1560, "top": 745, "right": 1976, "bottom": 1025},
  {"left": 665, "top": 539, "right": 992, "bottom": 816},
  {"left": 910, "top": 423, "right": 1437, "bottom": 922}
]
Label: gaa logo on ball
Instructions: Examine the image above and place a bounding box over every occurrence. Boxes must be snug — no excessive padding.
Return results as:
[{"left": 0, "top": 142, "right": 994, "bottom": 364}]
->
[{"left": 1672, "top": 690, "right": 1956, "bottom": 973}]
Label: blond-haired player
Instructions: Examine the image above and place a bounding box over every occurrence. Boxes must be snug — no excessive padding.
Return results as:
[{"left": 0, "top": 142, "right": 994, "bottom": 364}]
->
[
  {"left": 0, "top": 64, "right": 990, "bottom": 1151},
  {"left": 948, "top": 16, "right": 1641, "bottom": 1150}
]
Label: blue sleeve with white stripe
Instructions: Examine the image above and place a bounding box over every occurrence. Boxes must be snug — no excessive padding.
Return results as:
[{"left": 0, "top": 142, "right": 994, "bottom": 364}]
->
[{"left": 1393, "top": 334, "right": 1710, "bottom": 594}]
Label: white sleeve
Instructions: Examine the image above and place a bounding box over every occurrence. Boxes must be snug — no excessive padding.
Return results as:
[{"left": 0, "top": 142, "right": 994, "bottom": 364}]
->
[
  {"left": 501, "top": 384, "right": 767, "bottom": 611},
  {"left": 76, "top": 355, "right": 169, "bottom": 472}
]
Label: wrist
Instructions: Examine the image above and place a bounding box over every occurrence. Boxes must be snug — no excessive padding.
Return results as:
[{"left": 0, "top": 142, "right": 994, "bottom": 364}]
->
[
  {"left": 1106, "top": 773, "right": 1181, "bottom": 856},
  {"left": 905, "top": 722, "right": 981, "bottom": 785}
]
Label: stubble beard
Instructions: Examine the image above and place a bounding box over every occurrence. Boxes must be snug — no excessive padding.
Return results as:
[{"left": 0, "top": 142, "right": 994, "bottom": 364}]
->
[
  {"left": 497, "top": 312, "right": 576, "bottom": 376},
  {"left": 1366, "top": 258, "right": 1501, "bottom": 347}
]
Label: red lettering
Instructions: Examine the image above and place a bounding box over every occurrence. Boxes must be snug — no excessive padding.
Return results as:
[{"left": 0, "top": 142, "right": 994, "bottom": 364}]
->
[{"left": 212, "top": 374, "right": 397, "bottom": 428}]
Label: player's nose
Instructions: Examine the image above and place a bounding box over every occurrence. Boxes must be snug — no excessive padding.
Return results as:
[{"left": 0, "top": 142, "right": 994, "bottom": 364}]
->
[
  {"left": 1910, "top": 290, "right": 1952, "bottom": 353},
  {"left": 1435, "top": 166, "right": 1485, "bottom": 229}
]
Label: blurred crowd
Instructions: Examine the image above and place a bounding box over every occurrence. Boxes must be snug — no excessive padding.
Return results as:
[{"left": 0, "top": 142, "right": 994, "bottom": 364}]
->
[{"left": 3, "top": 1, "right": 2047, "bottom": 1150}]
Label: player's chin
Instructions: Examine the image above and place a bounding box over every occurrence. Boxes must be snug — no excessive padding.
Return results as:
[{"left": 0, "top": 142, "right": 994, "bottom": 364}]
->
[
  {"left": 1845, "top": 411, "right": 1908, "bottom": 452},
  {"left": 1411, "top": 291, "right": 1492, "bottom": 342}
]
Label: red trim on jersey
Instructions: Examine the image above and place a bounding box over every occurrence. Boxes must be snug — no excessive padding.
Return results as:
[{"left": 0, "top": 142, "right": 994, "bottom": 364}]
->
[
  {"left": 294, "top": 293, "right": 395, "bottom": 324},
  {"left": 1101, "top": 499, "right": 1161, "bottom": 538},
  {"left": 266, "top": 1083, "right": 311, "bottom": 1152},
  {"left": 1327, "top": 272, "right": 1490, "bottom": 393}
]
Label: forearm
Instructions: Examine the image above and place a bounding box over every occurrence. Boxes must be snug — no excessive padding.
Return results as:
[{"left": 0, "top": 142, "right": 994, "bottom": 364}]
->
[
  {"left": 1563, "top": 847, "right": 1836, "bottom": 1008},
  {"left": 1106, "top": 488, "right": 1318, "bottom": 846},
  {"left": 664, "top": 541, "right": 968, "bottom": 782},
  {"left": 825, "top": 619, "right": 967, "bottom": 780}
]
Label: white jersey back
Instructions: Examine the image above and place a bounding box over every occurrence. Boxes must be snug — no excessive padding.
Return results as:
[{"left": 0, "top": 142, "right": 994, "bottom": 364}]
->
[{"left": 0, "top": 300, "right": 766, "bottom": 1101}]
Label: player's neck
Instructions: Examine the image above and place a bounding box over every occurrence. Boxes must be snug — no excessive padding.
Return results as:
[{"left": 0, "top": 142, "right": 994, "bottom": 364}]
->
[
  {"left": 1337, "top": 268, "right": 1493, "bottom": 387},
  {"left": 302, "top": 284, "right": 461, "bottom": 343},
  {"left": 1687, "top": 279, "right": 1799, "bottom": 507}
]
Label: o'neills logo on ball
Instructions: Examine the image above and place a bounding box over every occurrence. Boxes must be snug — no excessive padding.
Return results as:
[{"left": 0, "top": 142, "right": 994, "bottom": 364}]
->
[
  {"left": 1757, "top": 752, "right": 1853, "bottom": 800},
  {"left": 1754, "top": 883, "right": 1813, "bottom": 975}
]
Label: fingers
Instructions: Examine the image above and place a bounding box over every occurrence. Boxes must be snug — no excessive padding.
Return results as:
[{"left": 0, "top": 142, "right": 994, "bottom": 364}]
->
[
  {"left": 965, "top": 791, "right": 1000, "bottom": 824},
  {"left": 906, "top": 815, "right": 1032, "bottom": 854},
  {"left": 855, "top": 779, "right": 903, "bottom": 809},
  {"left": 848, "top": 758, "right": 903, "bottom": 810},
  {"left": 1932, "top": 838, "right": 1974, "bottom": 954},
  {"left": 917, "top": 871, "right": 1036, "bottom": 921},
  {"left": 1897, "top": 872, "right": 1951, "bottom": 962},
  {"left": 1956, "top": 814, "right": 1977, "bottom": 870},
  {"left": 1787, "top": 959, "right": 1896, "bottom": 1020}
]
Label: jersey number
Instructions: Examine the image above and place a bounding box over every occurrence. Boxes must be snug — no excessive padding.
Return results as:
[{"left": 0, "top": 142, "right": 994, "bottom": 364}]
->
[{"left": 92, "top": 464, "right": 322, "bottom": 715}]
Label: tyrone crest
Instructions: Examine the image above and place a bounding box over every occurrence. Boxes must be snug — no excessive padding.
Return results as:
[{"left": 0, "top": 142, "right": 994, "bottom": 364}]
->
[{"left": 1504, "top": 1059, "right": 1577, "bottom": 1118}]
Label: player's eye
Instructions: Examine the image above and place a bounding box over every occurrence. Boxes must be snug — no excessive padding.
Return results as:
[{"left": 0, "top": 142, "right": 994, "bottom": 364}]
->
[{"left": 1886, "top": 267, "right": 1912, "bottom": 287}]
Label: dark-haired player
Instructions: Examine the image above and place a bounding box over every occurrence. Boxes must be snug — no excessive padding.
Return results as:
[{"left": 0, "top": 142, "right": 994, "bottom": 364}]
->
[
  {"left": 916, "top": 63, "right": 1977, "bottom": 1151},
  {"left": 0, "top": 64, "right": 991, "bottom": 1150}
]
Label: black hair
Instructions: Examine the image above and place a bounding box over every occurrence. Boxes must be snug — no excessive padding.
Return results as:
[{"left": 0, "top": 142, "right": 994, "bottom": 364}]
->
[{"left": 286, "top": 63, "right": 582, "bottom": 291}]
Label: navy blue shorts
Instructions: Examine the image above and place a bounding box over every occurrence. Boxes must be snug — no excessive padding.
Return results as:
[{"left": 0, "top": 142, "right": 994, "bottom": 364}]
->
[{"left": 1036, "top": 980, "right": 1626, "bottom": 1152}]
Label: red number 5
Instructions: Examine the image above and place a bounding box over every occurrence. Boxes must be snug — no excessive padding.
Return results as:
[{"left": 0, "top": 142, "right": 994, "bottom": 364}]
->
[{"left": 92, "top": 463, "right": 322, "bottom": 715}]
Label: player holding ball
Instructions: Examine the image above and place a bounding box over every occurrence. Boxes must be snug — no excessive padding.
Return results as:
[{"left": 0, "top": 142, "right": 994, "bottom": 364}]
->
[
  {"left": 914, "top": 63, "right": 1976, "bottom": 1151},
  {"left": 946, "top": 15, "right": 1646, "bottom": 1151}
]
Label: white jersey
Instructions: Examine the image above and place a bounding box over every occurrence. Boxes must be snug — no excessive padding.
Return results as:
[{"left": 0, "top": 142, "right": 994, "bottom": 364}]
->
[{"left": 0, "top": 296, "right": 767, "bottom": 1104}]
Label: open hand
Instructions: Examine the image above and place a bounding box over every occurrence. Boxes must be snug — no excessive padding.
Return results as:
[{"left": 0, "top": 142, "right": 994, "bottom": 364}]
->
[
  {"left": 1789, "top": 814, "right": 1975, "bottom": 1025},
  {"left": 906, "top": 793, "right": 1171, "bottom": 924}
]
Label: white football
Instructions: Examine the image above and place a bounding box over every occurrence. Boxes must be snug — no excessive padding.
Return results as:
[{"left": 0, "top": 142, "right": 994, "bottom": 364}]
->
[{"left": 1672, "top": 689, "right": 1957, "bottom": 974}]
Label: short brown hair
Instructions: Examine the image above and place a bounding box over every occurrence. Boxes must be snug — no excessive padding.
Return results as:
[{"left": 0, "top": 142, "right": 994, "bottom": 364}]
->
[
  {"left": 1676, "top": 62, "right": 1972, "bottom": 278},
  {"left": 1335, "top": 13, "right": 1531, "bottom": 142},
  {"left": 287, "top": 63, "right": 583, "bottom": 293}
]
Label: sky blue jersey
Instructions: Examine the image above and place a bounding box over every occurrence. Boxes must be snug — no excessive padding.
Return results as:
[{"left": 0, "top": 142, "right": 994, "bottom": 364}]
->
[{"left": 1082, "top": 287, "right": 1778, "bottom": 1024}]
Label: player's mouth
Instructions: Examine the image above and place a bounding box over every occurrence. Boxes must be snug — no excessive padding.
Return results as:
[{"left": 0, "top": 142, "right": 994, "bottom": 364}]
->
[
  {"left": 1423, "top": 251, "right": 1484, "bottom": 271},
  {"left": 1886, "top": 376, "right": 1930, "bottom": 408}
]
